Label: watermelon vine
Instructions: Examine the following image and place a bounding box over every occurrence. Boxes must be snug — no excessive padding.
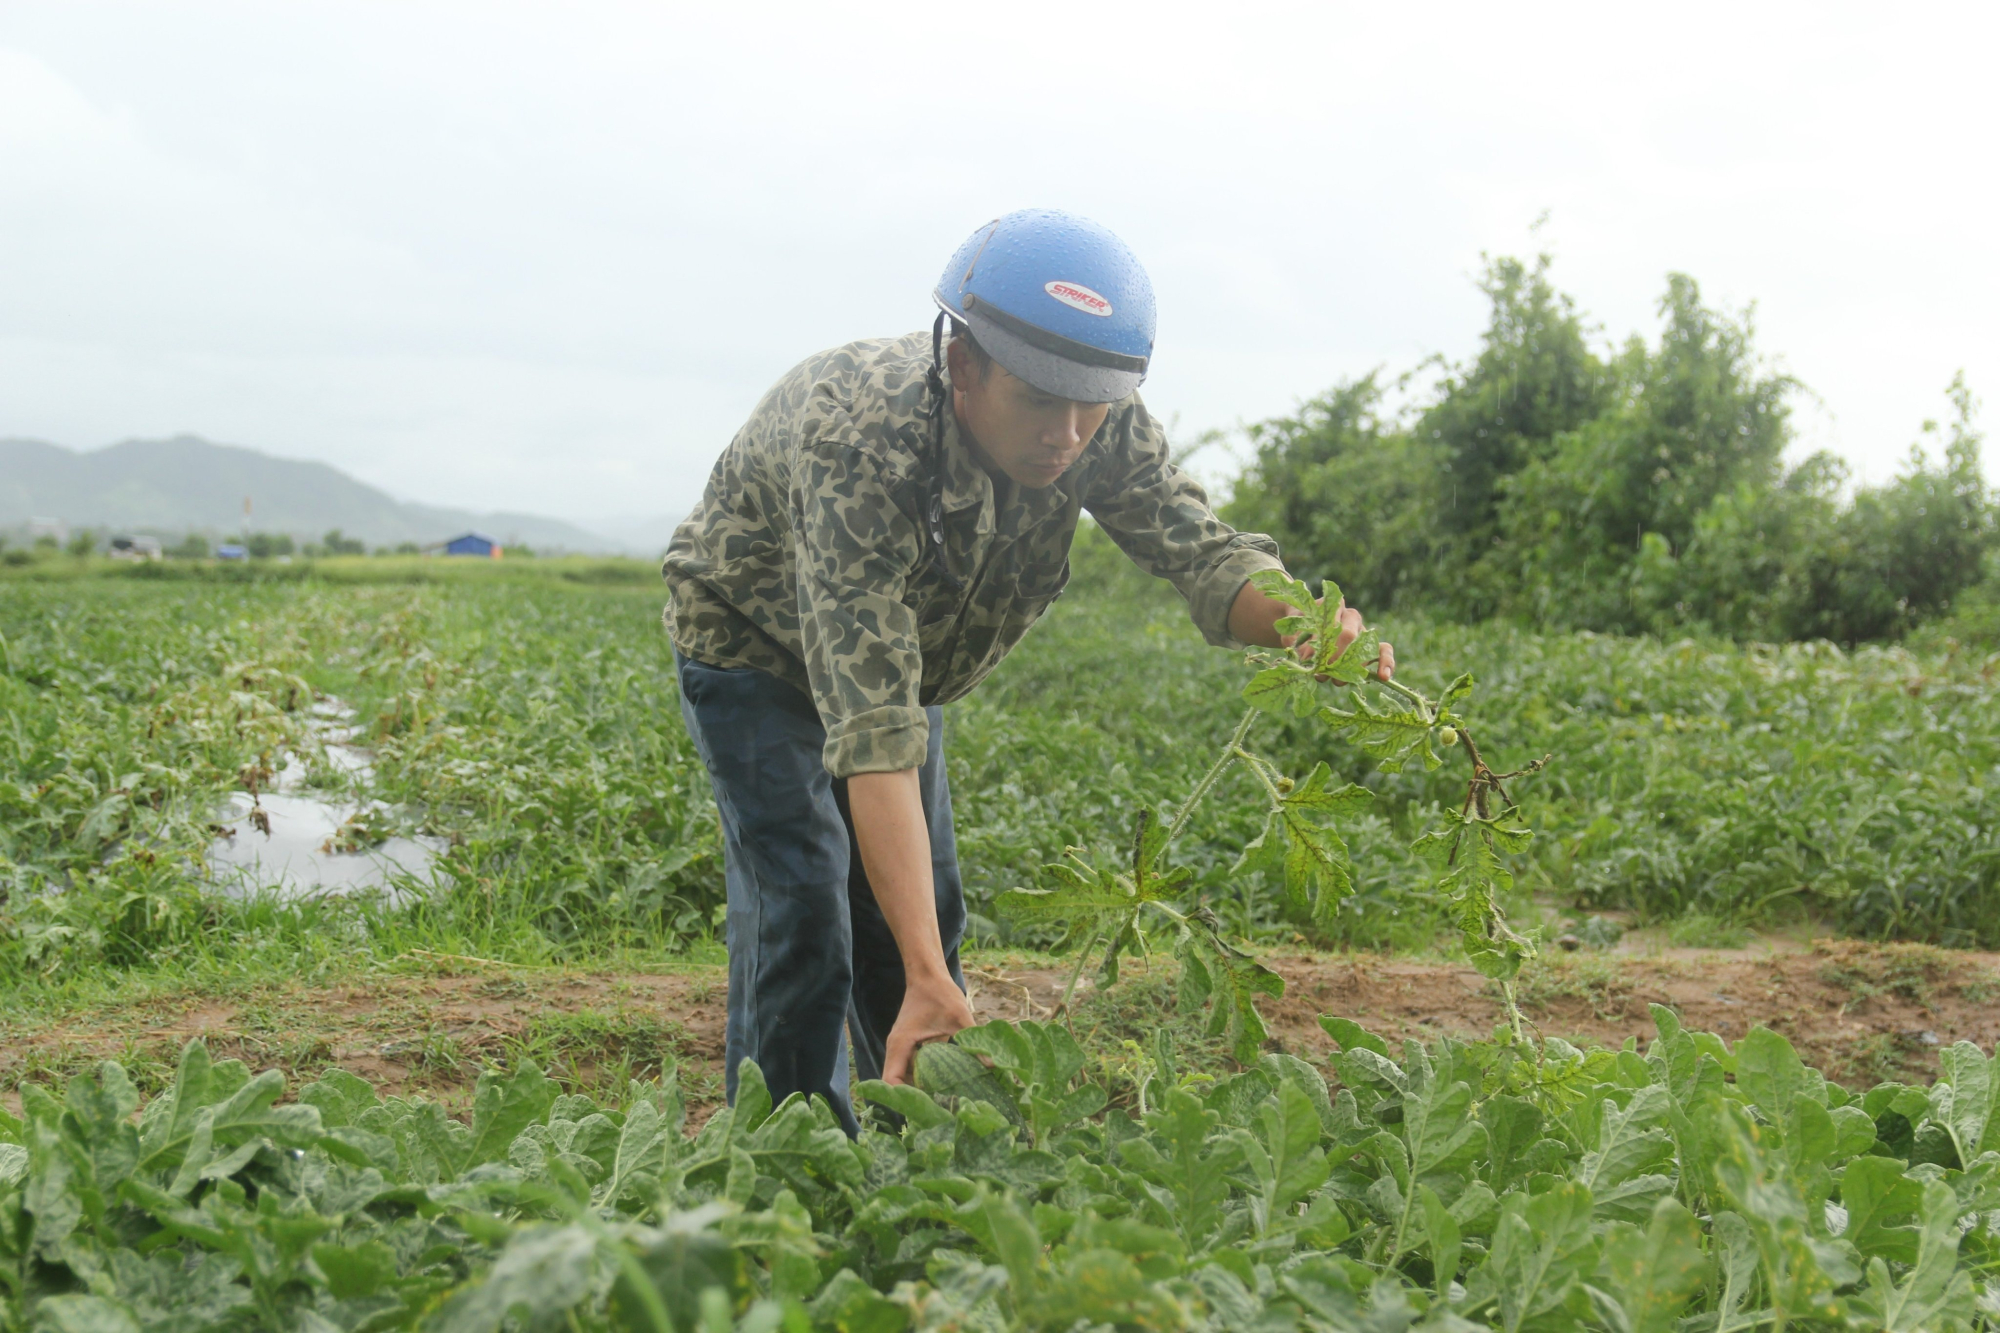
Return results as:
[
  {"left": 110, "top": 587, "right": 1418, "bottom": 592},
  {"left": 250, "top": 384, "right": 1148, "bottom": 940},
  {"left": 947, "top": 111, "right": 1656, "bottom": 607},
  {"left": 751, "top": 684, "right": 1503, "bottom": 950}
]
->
[{"left": 999, "top": 570, "right": 1549, "bottom": 1059}]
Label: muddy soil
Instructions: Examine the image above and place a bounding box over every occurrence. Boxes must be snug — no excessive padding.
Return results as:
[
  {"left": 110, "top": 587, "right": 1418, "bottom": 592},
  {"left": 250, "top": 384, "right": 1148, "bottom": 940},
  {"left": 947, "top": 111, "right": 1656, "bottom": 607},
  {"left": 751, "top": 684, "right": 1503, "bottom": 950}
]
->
[
  {"left": 978, "top": 939, "right": 2000, "bottom": 1091},
  {"left": 5, "top": 940, "right": 1994, "bottom": 1121}
]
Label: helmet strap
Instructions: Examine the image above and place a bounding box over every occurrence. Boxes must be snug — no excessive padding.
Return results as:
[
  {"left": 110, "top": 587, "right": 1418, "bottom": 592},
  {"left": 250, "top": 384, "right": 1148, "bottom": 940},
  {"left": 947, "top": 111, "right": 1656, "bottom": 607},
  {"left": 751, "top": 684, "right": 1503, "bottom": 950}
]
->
[{"left": 924, "top": 312, "right": 963, "bottom": 594}]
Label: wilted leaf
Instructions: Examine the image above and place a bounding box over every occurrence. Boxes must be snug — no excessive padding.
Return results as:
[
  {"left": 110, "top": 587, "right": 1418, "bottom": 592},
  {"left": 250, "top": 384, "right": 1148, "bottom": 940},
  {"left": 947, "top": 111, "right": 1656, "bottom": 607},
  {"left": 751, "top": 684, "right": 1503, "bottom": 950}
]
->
[
  {"left": 1596, "top": 1197, "right": 1708, "bottom": 1333},
  {"left": 462, "top": 1063, "right": 558, "bottom": 1170}
]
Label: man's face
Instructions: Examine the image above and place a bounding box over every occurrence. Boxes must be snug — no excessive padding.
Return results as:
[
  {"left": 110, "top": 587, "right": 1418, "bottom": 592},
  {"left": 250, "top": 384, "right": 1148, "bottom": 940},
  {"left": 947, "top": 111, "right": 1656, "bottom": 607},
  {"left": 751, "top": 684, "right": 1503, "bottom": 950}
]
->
[{"left": 948, "top": 338, "right": 1112, "bottom": 490}]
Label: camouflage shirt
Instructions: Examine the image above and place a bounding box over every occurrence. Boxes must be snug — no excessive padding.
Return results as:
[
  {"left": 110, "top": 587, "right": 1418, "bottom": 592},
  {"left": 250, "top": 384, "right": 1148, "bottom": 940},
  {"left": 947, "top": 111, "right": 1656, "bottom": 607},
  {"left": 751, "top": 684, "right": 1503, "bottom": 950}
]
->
[{"left": 663, "top": 331, "right": 1283, "bottom": 778}]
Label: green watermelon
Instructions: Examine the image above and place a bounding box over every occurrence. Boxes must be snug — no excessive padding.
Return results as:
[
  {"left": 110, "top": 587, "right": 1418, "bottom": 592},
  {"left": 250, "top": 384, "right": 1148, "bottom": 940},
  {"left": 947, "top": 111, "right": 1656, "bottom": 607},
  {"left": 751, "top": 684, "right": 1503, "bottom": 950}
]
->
[{"left": 914, "top": 1042, "right": 1024, "bottom": 1128}]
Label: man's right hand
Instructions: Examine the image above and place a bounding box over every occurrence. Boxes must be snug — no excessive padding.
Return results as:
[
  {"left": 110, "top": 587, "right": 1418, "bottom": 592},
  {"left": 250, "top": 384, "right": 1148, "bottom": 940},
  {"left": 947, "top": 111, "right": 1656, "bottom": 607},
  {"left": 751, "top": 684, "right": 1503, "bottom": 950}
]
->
[
  {"left": 1229, "top": 579, "right": 1394, "bottom": 682},
  {"left": 1312, "top": 597, "right": 1395, "bottom": 682},
  {"left": 881, "top": 973, "right": 977, "bottom": 1085}
]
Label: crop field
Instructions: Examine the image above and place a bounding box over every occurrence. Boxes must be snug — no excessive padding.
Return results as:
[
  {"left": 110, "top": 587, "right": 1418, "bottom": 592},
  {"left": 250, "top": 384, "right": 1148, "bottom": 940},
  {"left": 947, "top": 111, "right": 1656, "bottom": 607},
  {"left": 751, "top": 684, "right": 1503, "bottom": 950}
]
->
[{"left": 6, "top": 543, "right": 2000, "bottom": 1328}]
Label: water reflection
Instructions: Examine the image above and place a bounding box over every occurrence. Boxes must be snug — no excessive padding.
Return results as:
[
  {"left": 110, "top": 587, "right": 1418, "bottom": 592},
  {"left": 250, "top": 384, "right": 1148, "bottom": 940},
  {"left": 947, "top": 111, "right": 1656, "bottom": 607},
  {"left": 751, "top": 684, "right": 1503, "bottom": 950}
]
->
[{"left": 206, "top": 700, "right": 444, "bottom": 900}]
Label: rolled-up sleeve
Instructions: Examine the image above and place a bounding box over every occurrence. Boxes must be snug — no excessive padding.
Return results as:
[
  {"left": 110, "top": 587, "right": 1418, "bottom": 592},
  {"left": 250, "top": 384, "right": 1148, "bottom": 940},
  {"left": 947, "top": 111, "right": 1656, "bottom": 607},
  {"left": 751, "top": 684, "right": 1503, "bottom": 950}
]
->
[
  {"left": 1085, "top": 402, "right": 1285, "bottom": 647},
  {"left": 792, "top": 424, "right": 931, "bottom": 778}
]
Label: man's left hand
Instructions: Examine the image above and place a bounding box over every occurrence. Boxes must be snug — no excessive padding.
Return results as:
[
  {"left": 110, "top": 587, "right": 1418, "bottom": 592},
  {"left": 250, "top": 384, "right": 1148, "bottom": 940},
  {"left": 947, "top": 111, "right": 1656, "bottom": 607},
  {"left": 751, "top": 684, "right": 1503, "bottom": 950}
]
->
[
  {"left": 1229, "top": 578, "right": 1394, "bottom": 681},
  {"left": 1294, "top": 596, "right": 1395, "bottom": 683},
  {"left": 882, "top": 974, "right": 977, "bottom": 1085}
]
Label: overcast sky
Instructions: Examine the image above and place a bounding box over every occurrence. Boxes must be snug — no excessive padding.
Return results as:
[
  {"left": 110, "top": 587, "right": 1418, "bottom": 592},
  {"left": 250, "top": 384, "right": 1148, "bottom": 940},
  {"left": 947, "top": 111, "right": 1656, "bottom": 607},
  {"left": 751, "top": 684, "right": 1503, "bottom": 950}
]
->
[{"left": 2, "top": 1, "right": 1994, "bottom": 533}]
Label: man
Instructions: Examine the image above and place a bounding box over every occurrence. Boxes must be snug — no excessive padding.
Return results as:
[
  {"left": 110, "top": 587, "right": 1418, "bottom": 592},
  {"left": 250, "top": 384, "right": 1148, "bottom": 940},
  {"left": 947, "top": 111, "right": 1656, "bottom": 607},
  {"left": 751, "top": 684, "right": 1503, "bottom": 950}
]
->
[{"left": 663, "top": 209, "right": 1392, "bottom": 1136}]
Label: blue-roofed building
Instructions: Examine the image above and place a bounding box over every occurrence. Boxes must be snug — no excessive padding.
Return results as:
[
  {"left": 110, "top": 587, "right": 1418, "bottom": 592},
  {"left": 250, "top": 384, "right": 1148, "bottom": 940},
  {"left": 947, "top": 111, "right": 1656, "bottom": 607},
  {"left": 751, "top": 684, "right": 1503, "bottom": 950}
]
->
[
  {"left": 215, "top": 543, "right": 249, "bottom": 561},
  {"left": 440, "top": 531, "right": 503, "bottom": 558}
]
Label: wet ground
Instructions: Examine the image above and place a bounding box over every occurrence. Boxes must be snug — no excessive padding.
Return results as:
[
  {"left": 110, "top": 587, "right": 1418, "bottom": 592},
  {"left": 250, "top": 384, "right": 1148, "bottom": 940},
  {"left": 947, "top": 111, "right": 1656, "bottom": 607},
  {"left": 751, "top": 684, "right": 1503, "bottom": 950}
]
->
[{"left": 205, "top": 698, "right": 445, "bottom": 899}]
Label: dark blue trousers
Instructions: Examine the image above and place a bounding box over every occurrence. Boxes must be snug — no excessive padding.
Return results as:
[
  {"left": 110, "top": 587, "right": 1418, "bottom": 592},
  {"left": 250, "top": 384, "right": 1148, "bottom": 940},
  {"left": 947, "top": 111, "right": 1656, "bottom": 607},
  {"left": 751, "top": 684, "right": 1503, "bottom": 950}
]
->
[{"left": 673, "top": 650, "right": 966, "bottom": 1137}]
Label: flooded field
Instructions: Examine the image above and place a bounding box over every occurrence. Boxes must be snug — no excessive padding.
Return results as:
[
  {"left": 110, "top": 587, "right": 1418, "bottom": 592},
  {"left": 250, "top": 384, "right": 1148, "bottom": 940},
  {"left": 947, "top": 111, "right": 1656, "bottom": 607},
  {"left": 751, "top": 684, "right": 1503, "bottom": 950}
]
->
[{"left": 205, "top": 697, "right": 443, "bottom": 899}]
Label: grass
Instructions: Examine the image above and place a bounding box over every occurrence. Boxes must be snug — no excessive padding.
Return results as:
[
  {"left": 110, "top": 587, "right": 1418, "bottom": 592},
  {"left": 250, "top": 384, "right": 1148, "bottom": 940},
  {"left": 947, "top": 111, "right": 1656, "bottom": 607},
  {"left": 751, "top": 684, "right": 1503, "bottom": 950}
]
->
[
  {"left": 1507, "top": 951, "right": 1640, "bottom": 1022},
  {"left": 504, "top": 1007, "right": 692, "bottom": 1098},
  {"left": 0, "top": 550, "right": 661, "bottom": 587},
  {"left": 0, "top": 948, "right": 732, "bottom": 1115},
  {"left": 1061, "top": 967, "right": 1234, "bottom": 1109},
  {"left": 1667, "top": 912, "right": 1754, "bottom": 949},
  {"left": 1834, "top": 1032, "right": 1916, "bottom": 1088},
  {"left": 1814, "top": 939, "right": 1963, "bottom": 1011}
]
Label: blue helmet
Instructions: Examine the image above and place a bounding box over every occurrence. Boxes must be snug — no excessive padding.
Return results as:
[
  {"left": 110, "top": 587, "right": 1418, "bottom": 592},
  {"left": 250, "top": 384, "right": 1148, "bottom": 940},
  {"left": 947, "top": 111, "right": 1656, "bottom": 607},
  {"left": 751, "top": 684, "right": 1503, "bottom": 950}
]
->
[{"left": 933, "top": 209, "right": 1156, "bottom": 404}]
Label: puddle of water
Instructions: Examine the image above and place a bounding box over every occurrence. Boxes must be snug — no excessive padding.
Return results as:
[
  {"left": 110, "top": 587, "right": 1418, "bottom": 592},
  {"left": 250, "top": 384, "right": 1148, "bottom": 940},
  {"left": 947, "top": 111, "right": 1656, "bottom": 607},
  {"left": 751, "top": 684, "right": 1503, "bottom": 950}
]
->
[
  {"left": 206, "top": 791, "right": 441, "bottom": 901},
  {"left": 205, "top": 699, "right": 445, "bottom": 902}
]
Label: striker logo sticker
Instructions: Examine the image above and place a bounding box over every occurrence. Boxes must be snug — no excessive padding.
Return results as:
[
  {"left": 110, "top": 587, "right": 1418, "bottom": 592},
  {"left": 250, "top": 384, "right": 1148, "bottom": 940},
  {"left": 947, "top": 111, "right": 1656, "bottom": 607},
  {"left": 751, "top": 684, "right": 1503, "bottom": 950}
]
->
[{"left": 1044, "top": 280, "right": 1113, "bottom": 317}]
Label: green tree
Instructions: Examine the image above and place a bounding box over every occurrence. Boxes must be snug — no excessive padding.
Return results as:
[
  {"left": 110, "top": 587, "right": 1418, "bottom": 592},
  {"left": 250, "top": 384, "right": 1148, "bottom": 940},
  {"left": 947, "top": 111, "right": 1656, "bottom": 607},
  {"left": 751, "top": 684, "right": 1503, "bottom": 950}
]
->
[
  {"left": 1494, "top": 275, "right": 1793, "bottom": 631},
  {"left": 1224, "top": 254, "right": 1614, "bottom": 619},
  {"left": 1223, "top": 375, "right": 1447, "bottom": 613},
  {"left": 1623, "top": 456, "right": 1844, "bottom": 638},
  {"left": 1227, "top": 257, "right": 1990, "bottom": 644},
  {"left": 1784, "top": 374, "right": 1991, "bottom": 642},
  {"left": 245, "top": 532, "right": 296, "bottom": 558},
  {"left": 1620, "top": 375, "right": 1991, "bottom": 643},
  {"left": 1415, "top": 254, "right": 1614, "bottom": 616}
]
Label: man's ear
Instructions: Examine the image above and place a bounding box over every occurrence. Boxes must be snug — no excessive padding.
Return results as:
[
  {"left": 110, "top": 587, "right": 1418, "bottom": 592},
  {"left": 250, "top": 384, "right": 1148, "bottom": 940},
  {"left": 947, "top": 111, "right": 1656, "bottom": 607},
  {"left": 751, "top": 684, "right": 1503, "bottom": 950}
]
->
[{"left": 946, "top": 334, "right": 998, "bottom": 387}]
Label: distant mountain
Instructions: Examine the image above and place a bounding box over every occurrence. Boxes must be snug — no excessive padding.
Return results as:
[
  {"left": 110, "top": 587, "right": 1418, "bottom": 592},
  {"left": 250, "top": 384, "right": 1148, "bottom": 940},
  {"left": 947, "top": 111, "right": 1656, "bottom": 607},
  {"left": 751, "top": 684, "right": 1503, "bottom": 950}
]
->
[
  {"left": 0, "top": 435, "right": 626, "bottom": 553},
  {"left": 594, "top": 512, "right": 696, "bottom": 558}
]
